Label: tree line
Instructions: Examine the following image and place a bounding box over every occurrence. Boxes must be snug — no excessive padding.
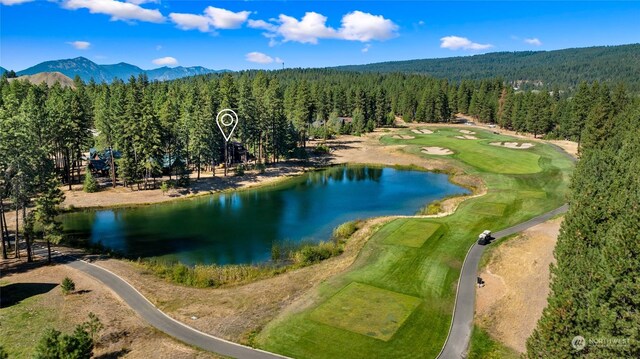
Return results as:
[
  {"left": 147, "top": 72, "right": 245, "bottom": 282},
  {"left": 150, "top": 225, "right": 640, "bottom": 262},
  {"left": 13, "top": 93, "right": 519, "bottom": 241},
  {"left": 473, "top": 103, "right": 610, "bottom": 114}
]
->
[
  {"left": 335, "top": 44, "right": 640, "bottom": 92},
  {"left": 527, "top": 84, "right": 639, "bottom": 357}
]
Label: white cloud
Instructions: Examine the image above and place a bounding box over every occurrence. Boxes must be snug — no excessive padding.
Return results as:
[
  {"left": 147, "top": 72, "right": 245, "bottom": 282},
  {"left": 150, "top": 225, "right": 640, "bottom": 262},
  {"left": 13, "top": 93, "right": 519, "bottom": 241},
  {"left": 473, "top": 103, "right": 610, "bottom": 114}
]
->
[
  {"left": 418, "top": 20, "right": 425, "bottom": 26},
  {"left": 440, "top": 36, "right": 493, "bottom": 50},
  {"left": 252, "top": 11, "right": 398, "bottom": 45},
  {"left": 62, "top": 0, "right": 164, "bottom": 23},
  {"left": 67, "top": 41, "right": 91, "bottom": 50},
  {"left": 169, "top": 13, "right": 210, "bottom": 31},
  {"left": 152, "top": 56, "right": 178, "bottom": 66},
  {"left": 248, "top": 19, "right": 278, "bottom": 32},
  {"left": 205, "top": 7, "right": 250, "bottom": 29},
  {"left": 170, "top": 6, "right": 250, "bottom": 32},
  {"left": 274, "top": 57, "right": 284, "bottom": 64},
  {"left": 339, "top": 11, "right": 398, "bottom": 42},
  {"left": 155, "top": 44, "right": 162, "bottom": 50},
  {"left": 125, "top": 0, "right": 158, "bottom": 4},
  {"left": 524, "top": 38, "right": 542, "bottom": 46},
  {"left": 0, "top": 0, "right": 33, "bottom": 5},
  {"left": 362, "top": 44, "right": 372, "bottom": 53},
  {"left": 245, "top": 52, "right": 274, "bottom": 64},
  {"left": 277, "top": 12, "right": 337, "bottom": 44}
]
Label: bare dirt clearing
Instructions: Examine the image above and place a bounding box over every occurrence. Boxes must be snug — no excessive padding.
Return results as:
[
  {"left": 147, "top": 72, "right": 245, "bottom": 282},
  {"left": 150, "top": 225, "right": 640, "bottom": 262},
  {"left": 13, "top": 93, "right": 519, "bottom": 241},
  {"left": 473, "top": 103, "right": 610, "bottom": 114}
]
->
[
  {"left": 459, "top": 130, "right": 476, "bottom": 135},
  {"left": 392, "top": 134, "right": 416, "bottom": 139},
  {"left": 421, "top": 146, "right": 453, "bottom": 155},
  {"left": 490, "top": 142, "right": 535, "bottom": 149},
  {"left": 475, "top": 217, "right": 562, "bottom": 353},
  {"left": 455, "top": 135, "right": 478, "bottom": 140}
]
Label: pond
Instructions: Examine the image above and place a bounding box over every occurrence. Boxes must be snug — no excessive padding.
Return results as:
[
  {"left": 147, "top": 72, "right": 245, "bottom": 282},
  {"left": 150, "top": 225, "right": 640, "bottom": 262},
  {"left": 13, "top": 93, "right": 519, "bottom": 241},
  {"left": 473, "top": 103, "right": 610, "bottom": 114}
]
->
[{"left": 61, "top": 165, "right": 469, "bottom": 265}]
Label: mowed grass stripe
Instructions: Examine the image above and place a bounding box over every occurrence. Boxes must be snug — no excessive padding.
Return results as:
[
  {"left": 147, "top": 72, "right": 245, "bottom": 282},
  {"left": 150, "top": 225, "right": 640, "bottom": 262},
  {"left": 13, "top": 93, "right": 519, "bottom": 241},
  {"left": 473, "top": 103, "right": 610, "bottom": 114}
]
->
[
  {"left": 309, "top": 282, "right": 421, "bottom": 341},
  {"left": 382, "top": 220, "right": 441, "bottom": 248}
]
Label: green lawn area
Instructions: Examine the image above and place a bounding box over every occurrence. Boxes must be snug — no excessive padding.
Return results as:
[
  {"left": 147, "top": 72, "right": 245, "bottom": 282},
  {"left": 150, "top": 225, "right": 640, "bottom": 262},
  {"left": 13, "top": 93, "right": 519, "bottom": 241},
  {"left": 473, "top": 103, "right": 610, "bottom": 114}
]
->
[
  {"left": 380, "top": 219, "right": 442, "bottom": 248},
  {"left": 256, "top": 127, "right": 574, "bottom": 358},
  {"left": 467, "top": 325, "right": 520, "bottom": 359},
  {"left": 309, "top": 282, "right": 421, "bottom": 341},
  {"left": 0, "top": 282, "right": 61, "bottom": 358}
]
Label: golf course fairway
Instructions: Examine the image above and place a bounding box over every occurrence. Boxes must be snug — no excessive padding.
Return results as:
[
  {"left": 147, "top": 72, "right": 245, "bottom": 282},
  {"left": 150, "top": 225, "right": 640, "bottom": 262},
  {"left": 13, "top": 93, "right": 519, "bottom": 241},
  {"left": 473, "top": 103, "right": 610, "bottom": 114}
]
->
[{"left": 256, "top": 127, "right": 574, "bottom": 358}]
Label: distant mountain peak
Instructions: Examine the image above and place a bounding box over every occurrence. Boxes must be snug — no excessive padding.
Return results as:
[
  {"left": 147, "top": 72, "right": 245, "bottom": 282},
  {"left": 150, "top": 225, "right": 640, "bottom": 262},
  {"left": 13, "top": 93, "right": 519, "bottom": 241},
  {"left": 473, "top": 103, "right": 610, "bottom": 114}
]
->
[{"left": 16, "top": 57, "right": 224, "bottom": 83}]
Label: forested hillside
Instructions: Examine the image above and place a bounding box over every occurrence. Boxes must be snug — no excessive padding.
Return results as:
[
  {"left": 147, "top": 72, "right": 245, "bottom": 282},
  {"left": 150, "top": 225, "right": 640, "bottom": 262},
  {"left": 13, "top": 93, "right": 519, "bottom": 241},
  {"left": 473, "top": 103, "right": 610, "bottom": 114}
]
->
[
  {"left": 334, "top": 44, "right": 640, "bottom": 91},
  {"left": 527, "top": 83, "right": 640, "bottom": 357}
]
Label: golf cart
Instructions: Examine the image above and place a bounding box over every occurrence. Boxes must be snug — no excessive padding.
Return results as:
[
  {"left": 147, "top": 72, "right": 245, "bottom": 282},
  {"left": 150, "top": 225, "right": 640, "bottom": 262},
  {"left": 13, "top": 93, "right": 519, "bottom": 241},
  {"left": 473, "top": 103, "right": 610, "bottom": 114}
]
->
[{"left": 477, "top": 230, "right": 493, "bottom": 245}]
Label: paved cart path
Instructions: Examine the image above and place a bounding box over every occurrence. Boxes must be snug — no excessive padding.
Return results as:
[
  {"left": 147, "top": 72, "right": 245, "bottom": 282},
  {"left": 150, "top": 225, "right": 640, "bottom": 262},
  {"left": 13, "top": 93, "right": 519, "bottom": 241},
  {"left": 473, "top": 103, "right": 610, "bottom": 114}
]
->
[{"left": 31, "top": 245, "right": 288, "bottom": 359}]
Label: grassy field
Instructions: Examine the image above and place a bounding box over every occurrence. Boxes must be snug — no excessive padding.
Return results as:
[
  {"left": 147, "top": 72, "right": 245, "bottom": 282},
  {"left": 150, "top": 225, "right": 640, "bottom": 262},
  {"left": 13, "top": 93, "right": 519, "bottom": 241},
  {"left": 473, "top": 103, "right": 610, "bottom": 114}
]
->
[
  {"left": 255, "top": 127, "right": 574, "bottom": 358},
  {"left": 467, "top": 325, "right": 520, "bottom": 359}
]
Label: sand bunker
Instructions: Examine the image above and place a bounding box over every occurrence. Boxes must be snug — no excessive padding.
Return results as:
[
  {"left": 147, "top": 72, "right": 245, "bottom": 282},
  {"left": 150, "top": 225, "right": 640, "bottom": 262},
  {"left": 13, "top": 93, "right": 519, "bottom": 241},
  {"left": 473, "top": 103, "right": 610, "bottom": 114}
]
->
[
  {"left": 460, "top": 129, "right": 476, "bottom": 135},
  {"left": 411, "top": 129, "right": 434, "bottom": 134},
  {"left": 392, "top": 135, "right": 415, "bottom": 140},
  {"left": 490, "top": 142, "right": 535, "bottom": 149},
  {"left": 421, "top": 146, "right": 453, "bottom": 155},
  {"left": 455, "top": 135, "right": 478, "bottom": 140}
]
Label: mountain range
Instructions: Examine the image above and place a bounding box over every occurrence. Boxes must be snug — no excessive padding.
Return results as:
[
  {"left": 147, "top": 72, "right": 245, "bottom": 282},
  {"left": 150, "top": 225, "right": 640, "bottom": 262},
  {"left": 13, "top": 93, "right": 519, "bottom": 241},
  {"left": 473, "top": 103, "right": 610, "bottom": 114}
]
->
[{"left": 10, "top": 57, "right": 225, "bottom": 83}]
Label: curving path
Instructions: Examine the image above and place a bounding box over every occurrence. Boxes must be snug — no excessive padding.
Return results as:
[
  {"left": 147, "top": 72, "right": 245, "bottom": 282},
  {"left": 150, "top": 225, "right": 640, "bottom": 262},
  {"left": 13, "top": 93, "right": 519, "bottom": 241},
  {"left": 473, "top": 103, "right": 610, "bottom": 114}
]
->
[
  {"left": 31, "top": 245, "right": 288, "bottom": 359},
  {"left": 437, "top": 143, "right": 577, "bottom": 359},
  {"left": 436, "top": 204, "right": 569, "bottom": 358}
]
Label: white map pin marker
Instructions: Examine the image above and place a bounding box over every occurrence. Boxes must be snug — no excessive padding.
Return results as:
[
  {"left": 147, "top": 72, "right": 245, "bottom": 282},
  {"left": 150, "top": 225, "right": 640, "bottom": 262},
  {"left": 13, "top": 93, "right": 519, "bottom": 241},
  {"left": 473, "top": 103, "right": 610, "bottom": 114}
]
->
[{"left": 216, "top": 109, "right": 238, "bottom": 142}]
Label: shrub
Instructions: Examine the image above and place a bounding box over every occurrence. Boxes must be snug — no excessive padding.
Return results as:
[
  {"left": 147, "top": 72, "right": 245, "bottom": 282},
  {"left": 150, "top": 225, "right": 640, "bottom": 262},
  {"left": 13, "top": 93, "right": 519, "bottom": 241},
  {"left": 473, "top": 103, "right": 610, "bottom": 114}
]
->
[
  {"left": 160, "top": 181, "right": 169, "bottom": 195},
  {"left": 313, "top": 144, "right": 331, "bottom": 155},
  {"left": 34, "top": 314, "right": 99, "bottom": 359},
  {"left": 293, "top": 241, "right": 342, "bottom": 265},
  {"left": 332, "top": 221, "right": 358, "bottom": 240},
  {"left": 423, "top": 200, "right": 442, "bottom": 215},
  {"left": 82, "top": 171, "right": 98, "bottom": 193},
  {"left": 0, "top": 345, "right": 8, "bottom": 359},
  {"left": 61, "top": 277, "right": 75, "bottom": 295},
  {"left": 235, "top": 164, "right": 245, "bottom": 176}
]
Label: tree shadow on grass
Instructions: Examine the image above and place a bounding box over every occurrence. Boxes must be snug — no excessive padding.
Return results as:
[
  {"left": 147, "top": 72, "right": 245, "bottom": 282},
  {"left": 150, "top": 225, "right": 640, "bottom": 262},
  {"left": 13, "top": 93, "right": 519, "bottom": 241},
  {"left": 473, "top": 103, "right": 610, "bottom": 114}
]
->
[{"left": 0, "top": 282, "right": 58, "bottom": 308}]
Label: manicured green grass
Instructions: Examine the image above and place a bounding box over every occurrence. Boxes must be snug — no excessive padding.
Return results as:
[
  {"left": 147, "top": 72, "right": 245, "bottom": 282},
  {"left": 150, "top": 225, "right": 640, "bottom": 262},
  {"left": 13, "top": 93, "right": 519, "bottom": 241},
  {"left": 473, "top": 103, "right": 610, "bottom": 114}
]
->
[
  {"left": 381, "top": 219, "right": 441, "bottom": 248},
  {"left": 470, "top": 202, "right": 507, "bottom": 217},
  {"left": 309, "top": 282, "right": 421, "bottom": 341},
  {"left": 256, "top": 127, "right": 574, "bottom": 358}
]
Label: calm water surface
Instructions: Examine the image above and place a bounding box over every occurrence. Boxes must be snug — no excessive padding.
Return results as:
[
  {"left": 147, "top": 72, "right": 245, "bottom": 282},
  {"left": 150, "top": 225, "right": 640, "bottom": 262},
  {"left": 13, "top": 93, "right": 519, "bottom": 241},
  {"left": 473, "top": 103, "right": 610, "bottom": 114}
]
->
[{"left": 61, "top": 166, "right": 468, "bottom": 265}]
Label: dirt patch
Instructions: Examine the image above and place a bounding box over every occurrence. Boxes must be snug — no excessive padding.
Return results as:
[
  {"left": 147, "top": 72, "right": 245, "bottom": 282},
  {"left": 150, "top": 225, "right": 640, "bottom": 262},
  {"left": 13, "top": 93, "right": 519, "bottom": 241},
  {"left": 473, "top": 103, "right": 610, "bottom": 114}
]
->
[
  {"left": 475, "top": 217, "right": 562, "bottom": 353},
  {"left": 490, "top": 142, "right": 535, "bottom": 149},
  {"left": 392, "top": 134, "right": 416, "bottom": 140},
  {"left": 455, "top": 135, "right": 478, "bottom": 140},
  {"left": 411, "top": 129, "right": 434, "bottom": 134},
  {"left": 1, "top": 253, "right": 217, "bottom": 358},
  {"left": 459, "top": 129, "right": 476, "bottom": 135},
  {"left": 421, "top": 147, "right": 453, "bottom": 156}
]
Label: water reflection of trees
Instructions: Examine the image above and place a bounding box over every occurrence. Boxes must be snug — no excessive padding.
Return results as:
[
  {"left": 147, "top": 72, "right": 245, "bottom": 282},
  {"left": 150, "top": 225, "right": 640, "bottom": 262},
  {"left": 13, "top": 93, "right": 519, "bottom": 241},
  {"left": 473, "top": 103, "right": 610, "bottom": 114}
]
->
[{"left": 307, "top": 166, "right": 383, "bottom": 184}]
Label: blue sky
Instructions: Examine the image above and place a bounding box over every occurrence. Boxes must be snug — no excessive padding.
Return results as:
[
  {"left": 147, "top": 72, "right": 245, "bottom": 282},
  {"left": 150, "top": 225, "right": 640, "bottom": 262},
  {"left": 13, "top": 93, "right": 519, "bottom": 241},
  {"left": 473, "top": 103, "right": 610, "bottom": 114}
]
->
[{"left": 1, "top": 1, "right": 639, "bottom": 71}]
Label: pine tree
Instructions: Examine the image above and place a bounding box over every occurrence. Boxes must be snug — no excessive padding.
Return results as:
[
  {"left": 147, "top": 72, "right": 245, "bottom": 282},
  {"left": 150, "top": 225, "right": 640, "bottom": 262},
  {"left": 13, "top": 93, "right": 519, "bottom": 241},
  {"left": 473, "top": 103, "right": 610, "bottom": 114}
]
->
[{"left": 35, "top": 175, "right": 65, "bottom": 262}]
